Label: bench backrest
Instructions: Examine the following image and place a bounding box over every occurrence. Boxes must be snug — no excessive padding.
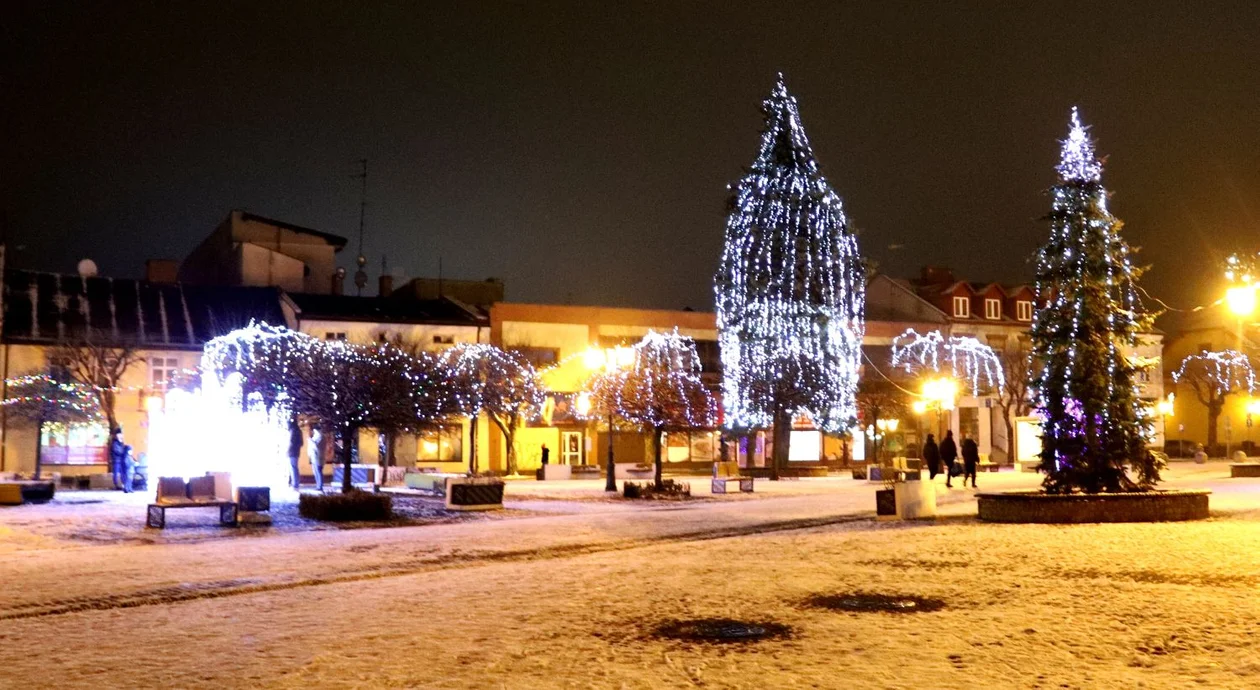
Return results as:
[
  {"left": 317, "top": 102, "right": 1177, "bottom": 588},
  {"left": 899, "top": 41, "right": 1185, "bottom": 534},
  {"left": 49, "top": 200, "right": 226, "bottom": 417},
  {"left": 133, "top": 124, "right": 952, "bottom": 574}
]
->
[{"left": 156, "top": 476, "right": 187, "bottom": 501}]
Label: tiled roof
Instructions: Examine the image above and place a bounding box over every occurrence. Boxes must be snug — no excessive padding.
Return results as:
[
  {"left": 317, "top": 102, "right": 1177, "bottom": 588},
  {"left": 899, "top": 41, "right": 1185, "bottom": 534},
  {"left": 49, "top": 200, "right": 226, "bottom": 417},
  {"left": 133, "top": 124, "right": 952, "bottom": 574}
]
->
[
  {"left": 2, "top": 269, "right": 288, "bottom": 349},
  {"left": 288, "top": 293, "right": 486, "bottom": 326}
]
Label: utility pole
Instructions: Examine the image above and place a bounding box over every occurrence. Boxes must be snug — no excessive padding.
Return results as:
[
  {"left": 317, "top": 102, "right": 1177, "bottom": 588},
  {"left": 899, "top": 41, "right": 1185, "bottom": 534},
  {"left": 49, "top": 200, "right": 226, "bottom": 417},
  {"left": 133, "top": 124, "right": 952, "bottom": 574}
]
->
[{"left": 351, "top": 159, "right": 368, "bottom": 295}]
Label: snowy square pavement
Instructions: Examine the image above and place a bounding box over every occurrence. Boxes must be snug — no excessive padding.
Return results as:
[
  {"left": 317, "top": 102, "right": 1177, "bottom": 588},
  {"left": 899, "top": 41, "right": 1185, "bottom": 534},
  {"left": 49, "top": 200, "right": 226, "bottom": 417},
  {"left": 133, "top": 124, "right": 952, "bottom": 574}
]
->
[{"left": 2, "top": 463, "right": 1260, "bottom": 688}]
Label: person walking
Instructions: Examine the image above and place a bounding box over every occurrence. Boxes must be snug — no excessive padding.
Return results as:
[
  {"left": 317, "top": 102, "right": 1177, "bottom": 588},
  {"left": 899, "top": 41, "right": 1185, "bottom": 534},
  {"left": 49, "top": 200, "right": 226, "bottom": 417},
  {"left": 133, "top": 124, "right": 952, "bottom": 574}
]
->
[
  {"left": 961, "top": 434, "right": 980, "bottom": 488},
  {"left": 940, "top": 430, "right": 958, "bottom": 488},
  {"left": 120, "top": 443, "right": 136, "bottom": 493},
  {"left": 307, "top": 424, "right": 327, "bottom": 491},
  {"left": 287, "top": 417, "right": 304, "bottom": 490},
  {"left": 109, "top": 427, "right": 127, "bottom": 490},
  {"left": 922, "top": 433, "right": 941, "bottom": 480}
]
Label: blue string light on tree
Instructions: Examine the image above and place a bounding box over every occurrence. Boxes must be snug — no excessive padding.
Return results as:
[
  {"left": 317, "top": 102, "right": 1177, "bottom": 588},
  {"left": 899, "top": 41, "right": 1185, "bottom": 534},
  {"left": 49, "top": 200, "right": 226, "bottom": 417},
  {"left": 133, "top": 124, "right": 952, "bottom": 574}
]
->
[{"left": 714, "top": 73, "right": 866, "bottom": 461}]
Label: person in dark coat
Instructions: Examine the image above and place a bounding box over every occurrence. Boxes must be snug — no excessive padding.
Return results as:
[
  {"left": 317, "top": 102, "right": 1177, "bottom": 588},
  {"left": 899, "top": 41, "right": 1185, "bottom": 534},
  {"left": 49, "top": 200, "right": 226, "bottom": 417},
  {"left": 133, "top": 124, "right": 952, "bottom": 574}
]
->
[
  {"left": 922, "top": 433, "right": 941, "bottom": 479},
  {"left": 961, "top": 435, "right": 981, "bottom": 488},
  {"left": 109, "top": 427, "right": 127, "bottom": 490},
  {"left": 939, "top": 430, "right": 958, "bottom": 488},
  {"left": 540, "top": 444, "right": 550, "bottom": 466},
  {"left": 120, "top": 444, "right": 136, "bottom": 493},
  {"left": 287, "top": 417, "right": 304, "bottom": 489}
]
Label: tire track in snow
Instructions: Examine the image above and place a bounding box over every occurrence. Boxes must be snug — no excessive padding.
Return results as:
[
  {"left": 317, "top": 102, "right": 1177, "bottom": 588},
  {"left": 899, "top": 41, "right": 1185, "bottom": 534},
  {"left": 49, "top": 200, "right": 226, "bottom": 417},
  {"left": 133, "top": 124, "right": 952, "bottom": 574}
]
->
[{"left": 0, "top": 512, "right": 872, "bottom": 621}]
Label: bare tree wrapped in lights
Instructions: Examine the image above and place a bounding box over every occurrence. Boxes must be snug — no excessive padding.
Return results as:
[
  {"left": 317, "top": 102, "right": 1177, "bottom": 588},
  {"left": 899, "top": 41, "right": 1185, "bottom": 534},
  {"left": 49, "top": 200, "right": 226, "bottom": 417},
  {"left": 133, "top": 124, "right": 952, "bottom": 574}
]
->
[
  {"left": 1030, "top": 108, "right": 1160, "bottom": 493},
  {"left": 890, "top": 329, "right": 1005, "bottom": 396},
  {"left": 714, "top": 74, "right": 865, "bottom": 479},
  {"left": 439, "top": 344, "right": 545, "bottom": 475},
  {"left": 1173, "top": 350, "right": 1256, "bottom": 451},
  {"left": 589, "top": 331, "right": 715, "bottom": 489},
  {"left": 204, "top": 324, "right": 451, "bottom": 491},
  {"left": 2, "top": 375, "right": 102, "bottom": 479}
]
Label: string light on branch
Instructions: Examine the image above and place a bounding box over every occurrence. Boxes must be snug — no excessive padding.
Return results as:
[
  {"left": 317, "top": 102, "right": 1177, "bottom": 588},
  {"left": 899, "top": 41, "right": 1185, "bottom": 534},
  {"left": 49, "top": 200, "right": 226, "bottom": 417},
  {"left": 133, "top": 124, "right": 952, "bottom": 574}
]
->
[
  {"left": 890, "top": 329, "right": 1005, "bottom": 395},
  {"left": 1173, "top": 350, "right": 1256, "bottom": 397},
  {"left": 714, "top": 73, "right": 865, "bottom": 435}
]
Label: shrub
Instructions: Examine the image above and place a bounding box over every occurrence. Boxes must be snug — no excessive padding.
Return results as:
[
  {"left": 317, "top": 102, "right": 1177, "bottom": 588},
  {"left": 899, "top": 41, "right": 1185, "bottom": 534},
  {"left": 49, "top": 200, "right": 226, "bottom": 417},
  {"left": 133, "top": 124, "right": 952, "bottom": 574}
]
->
[
  {"left": 623, "top": 479, "right": 691, "bottom": 500},
  {"left": 299, "top": 490, "right": 393, "bottom": 521}
]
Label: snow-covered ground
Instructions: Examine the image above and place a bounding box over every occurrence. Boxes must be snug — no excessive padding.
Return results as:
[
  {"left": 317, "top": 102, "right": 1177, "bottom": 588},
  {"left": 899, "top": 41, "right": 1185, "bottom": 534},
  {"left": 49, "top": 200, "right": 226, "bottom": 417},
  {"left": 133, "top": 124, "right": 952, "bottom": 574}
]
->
[{"left": 2, "top": 462, "right": 1260, "bottom": 688}]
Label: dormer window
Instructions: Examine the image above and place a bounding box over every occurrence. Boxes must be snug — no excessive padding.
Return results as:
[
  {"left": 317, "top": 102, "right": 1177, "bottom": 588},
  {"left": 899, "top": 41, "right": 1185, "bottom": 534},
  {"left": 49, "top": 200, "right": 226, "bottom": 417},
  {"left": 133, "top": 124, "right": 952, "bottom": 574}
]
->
[
  {"left": 1016, "top": 300, "right": 1033, "bottom": 322},
  {"left": 985, "top": 298, "right": 1002, "bottom": 320},
  {"left": 952, "top": 296, "right": 970, "bottom": 318}
]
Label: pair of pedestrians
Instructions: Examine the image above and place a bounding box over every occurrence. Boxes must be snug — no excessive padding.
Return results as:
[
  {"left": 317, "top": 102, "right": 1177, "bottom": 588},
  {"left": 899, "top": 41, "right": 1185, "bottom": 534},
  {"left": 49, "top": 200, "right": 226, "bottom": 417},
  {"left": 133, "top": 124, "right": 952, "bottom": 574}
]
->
[{"left": 922, "top": 430, "right": 979, "bottom": 488}]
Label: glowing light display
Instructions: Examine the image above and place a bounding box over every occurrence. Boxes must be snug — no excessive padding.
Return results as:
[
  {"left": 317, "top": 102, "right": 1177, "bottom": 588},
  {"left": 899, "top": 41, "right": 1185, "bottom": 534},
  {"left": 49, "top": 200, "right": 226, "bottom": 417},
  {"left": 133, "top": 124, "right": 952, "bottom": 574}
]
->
[
  {"left": 1173, "top": 350, "right": 1256, "bottom": 397},
  {"left": 890, "top": 329, "right": 1005, "bottom": 395},
  {"left": 714, "top": 73, "right": 865, "bottom": 436},
  {"left": 1029, "top": 108, "right": 1159, "bottom": 493}
]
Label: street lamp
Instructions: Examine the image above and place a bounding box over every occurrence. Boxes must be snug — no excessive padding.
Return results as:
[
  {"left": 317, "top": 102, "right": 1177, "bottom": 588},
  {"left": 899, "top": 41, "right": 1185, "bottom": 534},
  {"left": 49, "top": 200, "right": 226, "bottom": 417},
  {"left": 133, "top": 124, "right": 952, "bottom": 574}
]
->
[
  {"left": 920, "top": 377, "right": 959, "bottom": 438},
  {"left": 584, "top": 346, "right": 633, "bottom": 492}
]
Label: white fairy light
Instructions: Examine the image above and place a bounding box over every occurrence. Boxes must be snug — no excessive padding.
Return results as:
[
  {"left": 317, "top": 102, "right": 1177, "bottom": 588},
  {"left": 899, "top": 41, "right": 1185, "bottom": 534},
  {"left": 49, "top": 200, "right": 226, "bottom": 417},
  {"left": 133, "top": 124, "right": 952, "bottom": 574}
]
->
[
  {"left": 890, "top": 328, "right": 1005, "bottom": 395},
  {"left": 714, "top": 73, "right": 865, "bottom": 435},
  {"left": 1173, "top": 350, "right": 1256, "bottom": 397}
]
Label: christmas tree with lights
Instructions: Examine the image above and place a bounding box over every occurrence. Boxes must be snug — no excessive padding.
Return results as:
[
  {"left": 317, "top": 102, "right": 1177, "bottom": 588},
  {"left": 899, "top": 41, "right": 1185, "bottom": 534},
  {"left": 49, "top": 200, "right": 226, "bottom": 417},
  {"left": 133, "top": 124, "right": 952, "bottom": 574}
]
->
[
  {"left": 1030, "top": 108, "right": 1160, "bottom": 493},
  {"left": 714, "top": 74, "right": 865, "bottom": 477}
]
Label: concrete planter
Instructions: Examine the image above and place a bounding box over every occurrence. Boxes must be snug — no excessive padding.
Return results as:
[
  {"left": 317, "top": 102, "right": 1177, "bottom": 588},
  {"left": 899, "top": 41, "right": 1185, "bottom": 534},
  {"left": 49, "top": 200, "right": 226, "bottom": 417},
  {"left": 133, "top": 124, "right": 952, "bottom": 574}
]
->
[
  {"left": 1230, "top": 463, "right": 1260, "bottom": 478},
  {"left": 614, "top": 463, "right": 655, "bottom": 480},
  {"left": 894, "top": 479, "right": 937, "bottom": 520},
  {"left": 445, "top": 476, "right": 505, "bottom": 511},
  {"left": 537, "top": 465, "right": 572, "bottom": 481},
  {"left": 977, "top": 490, "right": 1210, "bottom": 524}
]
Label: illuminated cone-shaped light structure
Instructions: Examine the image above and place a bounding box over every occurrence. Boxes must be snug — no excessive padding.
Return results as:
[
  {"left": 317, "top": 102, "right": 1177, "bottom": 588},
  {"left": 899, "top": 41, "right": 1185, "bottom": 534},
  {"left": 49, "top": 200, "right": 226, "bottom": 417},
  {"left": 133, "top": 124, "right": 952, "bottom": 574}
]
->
[
  {"left": 1030, "top": 108, "right": 1160, "bottom": 493},
  {"left": 714, "top": 74, "right": 865, "bottom": 475}
]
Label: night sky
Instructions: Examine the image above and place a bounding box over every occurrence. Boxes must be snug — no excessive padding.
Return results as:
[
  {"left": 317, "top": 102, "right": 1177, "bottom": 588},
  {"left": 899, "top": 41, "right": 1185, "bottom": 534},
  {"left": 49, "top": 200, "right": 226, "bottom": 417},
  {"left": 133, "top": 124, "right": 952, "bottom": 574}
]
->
[{"left": 4, "top": 2, "right": 1258, "bottom": 323}]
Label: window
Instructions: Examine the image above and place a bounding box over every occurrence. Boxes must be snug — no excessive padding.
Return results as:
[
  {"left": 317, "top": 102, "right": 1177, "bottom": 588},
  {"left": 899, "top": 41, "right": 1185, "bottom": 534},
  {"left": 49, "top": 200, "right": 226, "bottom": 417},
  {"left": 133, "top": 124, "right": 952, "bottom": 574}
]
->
[
  {"left": 984, "top": 298, "right": 1002, "bottom": 320},
  {"left": 150, "top": 356, "right": 180, "bottom": 391},
  {"left": 47, "top": 353, "right": 72, "bottom": 382},
  {"left": 325, "top": 332, "right": 347, "bottom": 341},
  {"left": 432, "top": 334, "right": 455, "bottom": 345},
  {"left": 952, "top": 296, "right": 970, "bottom": 318},
  {"left": 512, "top": 346, "right": 560, "bottom": 369},
  {"left": 1016, "top": 300, "right": 1034, "bottom": 322},
  {"left": 417, "top": 425, "right": 462, "bottom": 462},
  {"left": 693, "top": 340, "right": 722, "bottom": 375}
]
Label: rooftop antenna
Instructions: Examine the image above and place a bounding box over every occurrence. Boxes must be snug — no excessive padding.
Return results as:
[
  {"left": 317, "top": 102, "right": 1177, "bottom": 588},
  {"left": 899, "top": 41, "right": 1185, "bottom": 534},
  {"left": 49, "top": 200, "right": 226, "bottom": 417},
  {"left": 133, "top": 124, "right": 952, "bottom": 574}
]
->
[
  {"left": 351, "top": 159, "right": 368, "bottom": 295},
  {"left": 438, "top": 256, "right": 444, "bottom": 299}
]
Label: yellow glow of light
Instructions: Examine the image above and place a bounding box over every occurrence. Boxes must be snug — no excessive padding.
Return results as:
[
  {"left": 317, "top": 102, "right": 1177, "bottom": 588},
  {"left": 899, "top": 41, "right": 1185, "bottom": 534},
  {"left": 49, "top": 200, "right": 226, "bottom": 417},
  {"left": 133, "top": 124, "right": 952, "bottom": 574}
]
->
[
  {"left": 876, "top": 418, "right": 900, "bottom": 432},
  {"left": 582, "top": 348, "right": 607, "bottom": 370},
  {"left": 1226, "top": 285, "right": 1258, "bottom": 317},
  {"left": 922, "top": 378, "right": 959, "bottom": 408},
  {"left": 575, "top": 391, "right": 593, "bottom": 416},
  {"left": 144, "top": 395, "right": 164, "bottom": 413},
  {"left": 1156, "top": 393, "right": 1175, "bottom": 417},
  {"left": 1247, "top": 398, "right": 1260, "bottom": 417},
  {"left": 911, "top": 400, "right": 928, "bottom": 415}
]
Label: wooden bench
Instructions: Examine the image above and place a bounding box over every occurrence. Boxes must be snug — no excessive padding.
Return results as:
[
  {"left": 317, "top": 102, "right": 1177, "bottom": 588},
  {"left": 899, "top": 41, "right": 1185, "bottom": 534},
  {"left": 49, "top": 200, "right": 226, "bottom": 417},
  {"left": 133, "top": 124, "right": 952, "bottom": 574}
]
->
[
  {"left": 978, "top": 462, "right": 1001, "bottom": 473},
  {"left": 146, "top": 476, "right": 238, "bottom": 529},
  {"left": 712, "top": 461, "right": 753, "bottom": 494}
]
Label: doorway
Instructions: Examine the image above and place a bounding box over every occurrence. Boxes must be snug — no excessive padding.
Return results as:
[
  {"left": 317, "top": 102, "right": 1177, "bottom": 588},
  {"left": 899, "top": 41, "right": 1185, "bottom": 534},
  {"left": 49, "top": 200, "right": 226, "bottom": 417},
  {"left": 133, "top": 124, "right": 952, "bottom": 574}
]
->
[{"left": 560, "top": 430, "right": 583, "bottom": 465}]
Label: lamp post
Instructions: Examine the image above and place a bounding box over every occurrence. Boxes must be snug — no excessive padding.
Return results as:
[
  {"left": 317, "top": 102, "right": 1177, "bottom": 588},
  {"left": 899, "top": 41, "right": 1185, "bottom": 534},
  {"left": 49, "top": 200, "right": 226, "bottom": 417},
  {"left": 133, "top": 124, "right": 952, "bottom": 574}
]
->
[
  {"left": 920, "top": 377, "right": 959, "bottom": 438},
  {"left": 583, "top": 346, "right": 633, "bottom": 492},
  {"left": 1156, "top": 393, "right": 1175, "bottom": 456}
]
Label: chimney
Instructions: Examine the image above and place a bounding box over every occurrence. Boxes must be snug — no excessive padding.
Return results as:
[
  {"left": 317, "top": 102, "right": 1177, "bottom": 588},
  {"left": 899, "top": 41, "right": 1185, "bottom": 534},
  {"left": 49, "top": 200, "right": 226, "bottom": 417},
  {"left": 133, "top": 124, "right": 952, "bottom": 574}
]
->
[
  {"left": 332, "top": 267, "right": 346, "bottom": 295},
  {"left": 379, "top": 274, "right": 394, "bottom": 298},
  {"left": 145, "top": 259, "right": 179, "bottom": 284}
]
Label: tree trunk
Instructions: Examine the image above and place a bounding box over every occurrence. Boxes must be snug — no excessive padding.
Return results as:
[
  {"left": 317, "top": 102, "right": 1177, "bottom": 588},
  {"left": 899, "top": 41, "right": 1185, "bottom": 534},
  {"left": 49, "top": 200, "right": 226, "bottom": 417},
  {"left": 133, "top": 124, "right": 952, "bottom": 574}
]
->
[
  {"left": 1004, "top": 412, "right": 1016, "bottom": 466},
  {"left": 33, "top": 421, "right": 43, "bottom": 480},
  {"left": 605, "top": 415, "right": 616, "bottom": 492},
  {"left": 340, "top": 426, "right": 356, "bottom": 493},
  {"left": 771, "top": 406, "right": 791, "bottom": 481},
  {"left": 102, "top": 388, "right": 118, "bottom": 434},
  {"left": 1207, "top": 401, "right": 1222, "bottom": 451},
  {"left": 504, "top": 427, "right": 517, "bottom": 476},
  {"left": 468, "top": 414, "right": 479, "bottom": 474},
  {"left": 653, "top": 428, "right": 663, "bottom": 490}
]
